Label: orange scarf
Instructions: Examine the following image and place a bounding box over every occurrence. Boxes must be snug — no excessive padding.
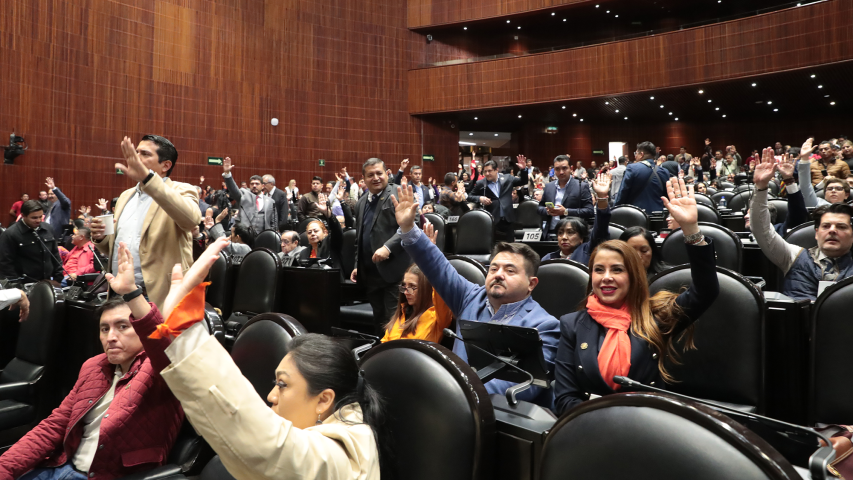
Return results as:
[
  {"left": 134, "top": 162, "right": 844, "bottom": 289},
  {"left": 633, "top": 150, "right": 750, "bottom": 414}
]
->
[
  {"left": 586, "top": 295, "right": 632, "bottom": 390},
  {"left": 149, "top": 282, "right": 210, "bottom": 339}
]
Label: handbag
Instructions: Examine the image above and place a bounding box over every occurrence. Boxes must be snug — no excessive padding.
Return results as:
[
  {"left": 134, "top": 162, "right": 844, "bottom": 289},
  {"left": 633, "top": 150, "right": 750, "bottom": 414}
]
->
[{"left": 816, "top": 425, "right": 853, "bottom": 478}]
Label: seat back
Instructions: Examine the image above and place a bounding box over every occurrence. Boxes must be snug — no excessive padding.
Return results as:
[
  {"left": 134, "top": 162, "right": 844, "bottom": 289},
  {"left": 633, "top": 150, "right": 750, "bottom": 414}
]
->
[
  {"left": 711, "top": 191, "right": 734, "bottom": 207},
  {"left": 446, "top": 255, "right": 488, "bottom": 286},
  {"left": 719, "top": 181, "right": 736, "bottom": 190},
  {"left": 297, "top": 217, "right": 320, "bottom": 234},
  {"left": 531, "top": 259, "right": 589, "bottom": 319},
  {"left": 199, "top": 456, "right": 235, "bottom": 480},
  {"left": 607, "top": 223, "right": 626, "bottom": 243},
  {"left": 768, "top": 181, "right": 781, "bottom": 197},
  {"left": 782, "top": 221, "right": 816, "bottom": 250},
  {"left": 693, "top": 193, "right": 715, "bottom": 209},
  {"left": 660, "top": 222, "right": 742, "bottom": 272},
  {"left": 339, "top": 228, "right": 358, "bottom": 279},
  {"left": 231, "top": 248, "right": 282, "bottom": 315},
  {"left": 705, "top": 187, "right": 718, "bottom": 196},
  {"left": 733, "top": 184, "right": 755, "bottom": 195},
  {"left": 768, "top": 198, "right": 788, "bottom": 225},
  {"left": 540, "top": 393, "right": 798, "bottom": 480},
  {"left": 610, "top": 205, "right": 650, "bottom": 229},
  {"left": 810, "top": 276, "right": 853, "bottom": 424},
  {"left": 254, "top": 230, "right": 281, "bottom": 252},
  {"left": 649, "top": 266, "right": 765, "bottom": 412},
  {"left": 424, "top": 213, "right": 447, "bottom": 253},
  {"left": 455, "top": 210, "right": 494, "bottom": 255},
  {"left": 360, "top": 341, "right": 495, "bottom": 480},
  {"left": 515, "top": 200, "right": 541, "bottom": 229},
  {"left": 728, "top": 191, "right": 753, "bottom": 212},
  {"left": 231, "top": 313, "right": 308, "bottom": 401},
  {"left": 206, "top": 253, "right": 234, "bottom": 320},
  {"left": 695, "top": 204, "right": 722, "bottom": 224}
]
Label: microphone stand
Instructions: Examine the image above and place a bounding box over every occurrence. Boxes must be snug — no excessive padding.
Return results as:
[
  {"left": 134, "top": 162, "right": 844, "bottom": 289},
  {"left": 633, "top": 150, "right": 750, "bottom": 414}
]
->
[
  {"left": 88, "top": 244, "right": 107, "bottom": 273},
  {"left": 32, "top": 229, "right": 67, "bottom": 279}
]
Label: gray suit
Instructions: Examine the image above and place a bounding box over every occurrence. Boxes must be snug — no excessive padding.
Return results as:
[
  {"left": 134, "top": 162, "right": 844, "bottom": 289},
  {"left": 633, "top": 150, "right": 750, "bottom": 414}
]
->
[{"left": 223, "top": 173, "right": 277, "bottom": 232}]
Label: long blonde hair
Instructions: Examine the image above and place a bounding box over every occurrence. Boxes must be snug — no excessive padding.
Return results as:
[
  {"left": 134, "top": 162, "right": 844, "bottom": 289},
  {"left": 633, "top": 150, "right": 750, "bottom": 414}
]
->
[{"left": 586, "top": 240, "right": 696, "bottom": 383}]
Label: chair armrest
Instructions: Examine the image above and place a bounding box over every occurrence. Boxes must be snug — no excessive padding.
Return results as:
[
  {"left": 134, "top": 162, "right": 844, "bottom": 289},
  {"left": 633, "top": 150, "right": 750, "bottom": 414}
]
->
[
  {"left": 117, "top": 464, "right": 184, "bottom": 480},
  {"left": 0, "top": 381, "right": 34, "bottom": 403}
]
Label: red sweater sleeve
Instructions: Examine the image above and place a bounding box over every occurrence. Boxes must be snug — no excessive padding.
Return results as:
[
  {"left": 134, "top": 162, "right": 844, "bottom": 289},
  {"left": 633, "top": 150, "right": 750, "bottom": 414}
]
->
[{"left": 129, "top": 303, "right": 175, "bottom": 372}]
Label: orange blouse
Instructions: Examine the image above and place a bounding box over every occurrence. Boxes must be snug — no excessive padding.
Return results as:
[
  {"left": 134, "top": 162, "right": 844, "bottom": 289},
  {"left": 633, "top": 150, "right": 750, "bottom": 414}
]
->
[{"left": 381, "top": 291, "right": 453, "bottom": 344}]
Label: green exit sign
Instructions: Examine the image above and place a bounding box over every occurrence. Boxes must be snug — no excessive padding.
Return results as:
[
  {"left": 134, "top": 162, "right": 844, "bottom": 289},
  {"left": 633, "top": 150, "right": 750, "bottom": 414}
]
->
[
  {"left": 592, "top": 150, "right": 605, "bottom": 155},
  {"left": 207, "top": 157, "right": 223, "bottom": 166},
  {"left": 319, "top": 159, "right": 326, "bottom": 166},
  {"left": 423, "top": 155, "right": 435, "bottom": 162}
]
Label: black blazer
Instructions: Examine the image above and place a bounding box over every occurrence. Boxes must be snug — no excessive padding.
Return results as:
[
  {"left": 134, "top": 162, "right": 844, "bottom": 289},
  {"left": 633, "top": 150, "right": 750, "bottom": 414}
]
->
[
  {"left": 536, "top": 178, "right": 594, "bottom": 232},
  {"left": 467, "top": 169, "right": 529, "bottom": 223},
  {"left": 353, "top": 184, "right": 411, "bottom": 284},
  {"left": 299, "top": 208, "right": 346, "bottom": 280},
  {"left": 553, "top": 239, "right": 720, "bottom": 416},
  {"left": 269, "top": 187, "right": 290, "bottom": 231}
]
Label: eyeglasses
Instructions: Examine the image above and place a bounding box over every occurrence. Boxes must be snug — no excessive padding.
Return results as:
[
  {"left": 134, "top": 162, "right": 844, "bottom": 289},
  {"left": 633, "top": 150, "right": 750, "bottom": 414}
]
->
[
  {"left": 281, "top": 239, "right": 293, "bottom": 245},
  {"left": 826, "top": 186, "right": 846, "bottom": 192},
  {"left": 398, "top": 284, "right": 418, "bottom": 294}
]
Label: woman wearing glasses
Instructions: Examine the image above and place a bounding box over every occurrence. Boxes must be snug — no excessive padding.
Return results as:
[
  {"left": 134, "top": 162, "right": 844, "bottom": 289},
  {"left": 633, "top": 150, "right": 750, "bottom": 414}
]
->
[{"left": 382, "top": 225, "right": 452, "bottom": 344}]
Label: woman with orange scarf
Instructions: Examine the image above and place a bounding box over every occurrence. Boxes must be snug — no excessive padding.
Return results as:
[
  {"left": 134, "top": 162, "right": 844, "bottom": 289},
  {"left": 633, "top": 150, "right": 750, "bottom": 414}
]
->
[{"left": 553, "top": 177, "right": 720, "bottom": 415}]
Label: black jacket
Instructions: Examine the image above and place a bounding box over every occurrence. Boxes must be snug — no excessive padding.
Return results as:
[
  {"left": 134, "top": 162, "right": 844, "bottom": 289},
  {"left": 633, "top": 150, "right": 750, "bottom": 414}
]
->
[
  {"left": 467, "top": 169, "right": 529, "bottom": 223},
  {"left": 553, "top": 239, "right": 720, "bottom": 415},
  {"left": 353, "top": 184, "right": 411, "bottom": 285},
  {"left": 298, "top": 205, "right": 349, "bottom": 280},
  {"left": 0, "top": 219, "right": 64, "bottom": 281},
  {"left": 269, "top": 187, "right": 291, "bottom": 231}
]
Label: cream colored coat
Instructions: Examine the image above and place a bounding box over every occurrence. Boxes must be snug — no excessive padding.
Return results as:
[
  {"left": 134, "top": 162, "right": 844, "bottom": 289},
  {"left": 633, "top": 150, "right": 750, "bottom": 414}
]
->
[
  {"left": 94, "top": 176, "right": 201, "bottom": 307},
  {"left": 160, "top": 326, "right": 380, "bottom": 480}
]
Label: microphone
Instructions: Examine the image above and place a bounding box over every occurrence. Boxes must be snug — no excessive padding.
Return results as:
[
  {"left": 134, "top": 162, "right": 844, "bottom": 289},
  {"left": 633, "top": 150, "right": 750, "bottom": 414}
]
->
[
  {"left": 88, "top": 244, "right": 107, "bottom": 273},
  {"left": 32, "top": 229, "right": 67, "bottom": 277},
  {"left": 443, "top": 328, "right": 535, "bottom": 406}
]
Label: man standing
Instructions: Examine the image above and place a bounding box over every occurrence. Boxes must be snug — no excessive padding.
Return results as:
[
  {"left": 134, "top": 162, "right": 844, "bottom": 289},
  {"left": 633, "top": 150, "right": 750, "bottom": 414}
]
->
[
  {"left": 586, "top": 160, "right": 598, "bottom": 180},
  {"left": 220, "top": 158, "right": 277, "bottom": 233},
  {"left": 404, "top": 164, "right": 436, "bottom": 209},
  {"left": 262, "top": 174, "right": 290, "bottom": 231},
  {"left": 615, "top": 141, "right": 672, "bottom": 213},
  {"left": 0, "top": 200, "right": 63, "bottom": 282},
  {"left": 538, "top": 155, "right": 593, "bottom": 237},
  {"left": 469, "top": 156, "right": 530, "bottom": 241},
  {"left": 298, "top": 176, "right": 325, "bottom": 221},
  {"left": 44, "top": 177, "right": 72, "bottom": 240},
  {"left": 349, "top": 158, "right": 411, "bottom": 333},
  {"left": 717, "top": 153, "right": 739, "bottom": 178},
  {"left": 675, "top": 146, "right": 692, "bottom": 165},
  {"left": 90, "top": 135, "right": 202, "bottom": 308},
  {"left": 609, "top": 156, "right": 628, "bottom": 199},
  {"left": 810, "top": 140, "right": 850, "bottom": 185},
  {"left": 196, "top": 186, "right": 210, "bottom": 217},
  {"left": 8, "top": 193, "right": 28, "bottom": 220}
]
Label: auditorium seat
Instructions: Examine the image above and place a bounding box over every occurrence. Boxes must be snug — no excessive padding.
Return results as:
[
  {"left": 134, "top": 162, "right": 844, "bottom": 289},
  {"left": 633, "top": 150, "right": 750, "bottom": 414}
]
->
[
  {"left": 447, "top": 254, "right": 488, "bottom": 286},
  {"left": 695, "top": 203, "right": 722, "bottom": 224},
  {"left": 768, "top": 198, "right": 789, "bottom": 225},
  {"left": 231, "top": 313, "right": 308, "bottom": 401},
  {"left": 650, "top": 265, "right": 765, "bottom": 413},
  {"left": 733, "top": 184, "right": 755, "bottom": 195},
  {"left": 0, "top": 281, "right": 64, "bottom": 444},
  {"left": 203, "top": 304, "right": 225, "bottom": 345},
  {"left": 339, "top": 228, "right": 358, "bottom": 280},
  {"left": 206, "top": 252, "right": 234, "bottom": 321},
  {"left": 660, "top": 222, "right": 742, "bottom": 272},
  {"left": 296, "top": 217, "right": 320, "bottom": 234},
  {"left": 705, "top": 187, "right": 718, "bottom": 196},
  {"left": 540, "top": 393, "right": 800, "bottom": 480},
  {"left": 809, "top": 275, "right": 853, "bottom": 425},
  {"left": 607, "top": 223, "right": 625, "bottom": 243},
  {"left": 531, "top": 259, "right": 589, "bottom": 319},
  {"left": 224, "top": 248, "right": 282, "bottom": 342},
  {"left": 719, "top": 181, "right": 736, "bottom": 190},
  {"left": 711, "top": 191, "right": 734, "bottom": 207},
  {"left": 610, "top": 205, "right": 649, "bottom": 229},
  {"left": 727, "top": 191, "right": 755, "bottom": 212},
  {"left": 424, "top": 212, "right": 447, "bottom": 253},
  {"left": 783, "top": 221, "right": 816, "bottom": 250},
  {"left": 254, "top": 229, "right": 281, "bottom": 252},
  {"left": 360, "top": 340, "right": 495, "bottom": 480},
  {"left": 693, "top": 193, "right": 715, "bottom": 209},
  {"left": 455, "top": 210, "right": 494, "bottom": 265},
  {"left": 768, "top": 181, "right": 781, "bottom": 197},
  {"left": 513, "top": 200, "right": 542, "bottom": 239},
  {"left": 199, "top": 456, "right": 234, "bottom": 480}
]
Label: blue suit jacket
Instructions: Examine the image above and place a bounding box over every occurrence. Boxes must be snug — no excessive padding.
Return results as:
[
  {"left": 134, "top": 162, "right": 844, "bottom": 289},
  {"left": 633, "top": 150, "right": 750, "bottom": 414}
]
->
[
  {"left": 616, "top": 161, "right": 671, "bottom": 213},
  {"left": 537, "top": 178, "right": 594, "bottom": 232},
  {"left": 541, "top": 208, "right": 610, "bottom": 266},
  {"left": 401, "top": 227, "right": 560, "bottom": 407},
  {"left": 47, "top": 188, "right": 72, "bottom": 239}
]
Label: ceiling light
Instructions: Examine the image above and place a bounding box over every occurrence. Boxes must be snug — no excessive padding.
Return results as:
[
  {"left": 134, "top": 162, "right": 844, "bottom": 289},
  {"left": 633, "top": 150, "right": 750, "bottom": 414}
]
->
[
  {"left": 562, "top": 106, "right": 566, "bottom": 109},
  {"left": 596, "top": 4, "right": 599, "bottom": 7},
  {"left": 474, "top": 117, "right": 478, "bottom": 120},
  {"left": 580, "top": 119, "right": 584, "bottom": 122},
  {"left": 722, "top": 115, "right": 727, "bottom": 118},
  {"left": 605, "top": 101, "right": 609, "bottom": 105},
  {"left": 615, "top": 109, "right": 619, "bottom": 113},
  {"left": 563, "top": 18, "right": 566, "bottom": 21},
  {"left": 614, "top": 14, "right": 618, "bottom": 17},
  {"left": 818, "top": 85, "right": 823, "bottom": 89},
  {"left": 715, "top": 107, "right": 719, "bottom": 110},
  {"left": 773, "top": 109, "right": 779, "bottom": 112},
  {"left": 518, "top": 115, "right": 522, "bottom": 118},
  {"left": 660, "top": 105, "right": 664, "bottom": 108},
  {"left": 831, "top": 101, "right": 836, "bottom": 105},
  {"left": 494, "top": 133, "right": 499, "bottom": 136},
  {"left": 459, "top": 141, "right": 476, "bottom": 146},
  {"left": 463, "top": 27, "right": 467, "bottom": 30},
  {"left": 624, "top": 117, "right": 628, "bottom": 120},
  {"left": 669, "top": 112, "right": 673, "bottom": 115},
  {"left": 572, "top": 113, "right": 577, "bottom": 117},
  {"left": 825, "top": 95, "right": 831, "bottom": 98},
  {"left": 469, "top": 132, "right": 474, "bottom": 135},
  {"left": 751, "top": 83, "right": 757, "bottom": 87},
  {"left": 674, "top": 118, "right": 679, "bottom": 121},
  {"left": 606, "top": 10, "right": 610, "bottom": 13},
  {"left": 650, "top": 96, "right": 655, "bottom": 100},
  {"left": 517, "top": 26, "right": 521, "bottom": 29},
  {"left": 698, "top": 90, "right": 704, "bottom": 94},
  {"left": 551, "top": 12, "right": 555, "bottom": 15},
  {"left": 767, "top": 101, "right": 772, "bottom": 105},
  {"left": 507, "top": 20, "right": 510, "bottom": 23},
  {"left": 707, "top": 100, "right": 712, "bottom": 103},
  {"left": 811, "top": 74, "right": 816, "bottom": 78}
]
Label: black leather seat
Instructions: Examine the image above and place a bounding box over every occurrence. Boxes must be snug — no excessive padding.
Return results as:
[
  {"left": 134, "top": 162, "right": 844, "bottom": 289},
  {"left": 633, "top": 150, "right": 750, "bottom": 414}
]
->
[
  {"left": 693, "top": 193, "right": 715, "bottom": 209},
  {"left": 531, "top": 259, "right": 589, "bottom": 319},
  {"left": 425, "top": 213, "right": 447, "bottom": 253},
  {"left": 711, "top": 191, "right": 734, "bottom": 207},
  {"left": 705, "top": 186, "right": 718, "bottom": 196},
  {"left": 661, "top": 222, "right": 742, "bottom": 272},
  {"left": 719, "top": 181, "right": 736, "bottom": 190},
  {"left": 809, "top": 276, "right": 853, "bottom": 425},
  {"left": 360, "top": 340, "right": 495, "bottom": 480},
  {"left": 607, "top": 223, "right": 625, "bottom": 243},
  {"left": 783, "top": 221, "right": 816, "bottom": 250},
  {"left": 254, "top": 229, "right": 281, "bottom": 252},
  {"left": 540, "top": 392, "right": 799, "bottom": 480},
  {"left": 296, "top": 217, "right": 320, "bottom": 234},
  {"left": 339, "top": 228, "right": 358, "bottom": 280},
  {"left": 199, "top": 456, "right": 235, "bottom": 480},
  {"left": 206, "top": 253, "right": 234, "bottom": 321},
  {"left": 695, "top": 203, "right": 722, "bottom": 224},
  {"left": 610, "top": 205, "right": 649, "bottom": 229},
  {"left": 0, "top": 281, "right": 64, "bottom": 440},
  {"left": 733, "top": 184, "right": 755, "bottom": 195},
  {"left": 768, "top": 181, "right": 781, "bottom": 197},
  {"left": 224, "top": 249, "right": 282, "bottom": 341},
  {"left": 727, "top": 191, "right": 754, "bottom": 212},
  {"left": 446, "top": 254, "right": 488, "bottom": 286},
  {"left": 455, "top": 210, "right": 494, "bottom": 265},
  {"left": 513, "top": 200, "right": 542, "bottom": 238},
  {"left": 768, "top": 198, "right": 788, "bottom": 225},
  {"left": 649, "top": 265, "right": 765, "bottom": 413},
  {"left": 231, "top": 313, "right": 308, "bottom": 401}
]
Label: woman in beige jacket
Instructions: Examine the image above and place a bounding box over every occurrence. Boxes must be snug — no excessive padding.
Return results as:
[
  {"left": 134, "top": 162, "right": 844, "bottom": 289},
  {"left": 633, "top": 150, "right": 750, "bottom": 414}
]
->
[{"left": 107, "top": 238, "right": 386, "bottom": 480}]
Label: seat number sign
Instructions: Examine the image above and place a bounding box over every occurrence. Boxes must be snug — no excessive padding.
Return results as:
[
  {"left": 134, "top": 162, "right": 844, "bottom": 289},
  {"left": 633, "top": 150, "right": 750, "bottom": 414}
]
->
[{"left": 522, "top": 230, "right": 542, "bottom": 242}]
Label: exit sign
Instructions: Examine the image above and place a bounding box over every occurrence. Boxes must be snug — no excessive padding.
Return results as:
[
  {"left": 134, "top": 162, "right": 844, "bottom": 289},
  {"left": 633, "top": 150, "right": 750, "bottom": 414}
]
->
[
  {"left": 207, "top": 157, "right": 223, "bottom": 166},
  {"left": 592, "top": 150, "right": 605, "bottom": 155},
  {"left": 423, "top": 155, "right": 435, "bottom": 162},
  {"left": 319, "top": 159, "right": 326, "bottom": 166}
]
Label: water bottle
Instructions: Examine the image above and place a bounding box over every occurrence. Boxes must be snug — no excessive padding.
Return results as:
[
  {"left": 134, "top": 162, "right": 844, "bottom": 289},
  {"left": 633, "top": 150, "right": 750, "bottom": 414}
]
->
[{"left": 719, "top": 196, "right": 727, "bottom": 209}]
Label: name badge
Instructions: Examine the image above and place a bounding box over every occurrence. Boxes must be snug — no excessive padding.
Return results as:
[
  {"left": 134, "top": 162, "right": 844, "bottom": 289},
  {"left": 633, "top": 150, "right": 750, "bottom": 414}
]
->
[
  {"left": 818, "top": 280, "right": 836, "bottom": 297},
  {"left": 447, "top": 216, "right": 459, "bottom": 224},
  {"left": 522, "top": 230, "right": 542, "bottom": 242}
]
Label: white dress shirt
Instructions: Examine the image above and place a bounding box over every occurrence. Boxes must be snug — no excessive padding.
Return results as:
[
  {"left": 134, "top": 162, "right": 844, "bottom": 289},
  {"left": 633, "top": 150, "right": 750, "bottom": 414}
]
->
[
  {"left": 0, "top": 288, "right": 22, "bottom": 310},
  {"left": 112, "top": 182, "right": 157, "bottom": 286}
]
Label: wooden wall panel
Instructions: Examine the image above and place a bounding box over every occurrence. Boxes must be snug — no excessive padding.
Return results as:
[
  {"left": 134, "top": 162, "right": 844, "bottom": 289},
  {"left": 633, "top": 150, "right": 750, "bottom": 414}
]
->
[
  {"left": 409, "top": 1, "right": 853, "bottom": 114},
  {"left": 409, "top": 0, "right": 593, "bottom": 29},
  {"left": 0, "top": 0, "right": 457, "bottom": 218}
]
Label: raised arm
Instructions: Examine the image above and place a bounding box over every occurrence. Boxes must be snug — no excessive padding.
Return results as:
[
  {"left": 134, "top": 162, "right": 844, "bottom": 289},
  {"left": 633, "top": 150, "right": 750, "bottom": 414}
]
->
[
  {"left": 751, "top": 148, "right": 802, "bottom": 274},
  {"left": 776, "top": 156, "right": 808, "bottom": 231},
  {"left": 140, "top": 176, "right": 202, "bottom": 232},
  {"left": 221, "top": 157, "right": 243, "bottom": 204}
]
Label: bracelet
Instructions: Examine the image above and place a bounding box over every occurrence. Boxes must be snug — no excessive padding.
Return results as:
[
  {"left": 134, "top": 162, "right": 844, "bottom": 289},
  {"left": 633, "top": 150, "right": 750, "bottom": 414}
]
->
[
  {"left": 596, "top": 196, "right": 609, "bottom": 201},
  {"left": 683, "top": 231, "right": 704, "bottom": 245},
  {"left": 755, "top": 186, "right": 769, "bottom": 192},
  {"left": 122, "top": 287, "right": 144, "bottom": 302}
]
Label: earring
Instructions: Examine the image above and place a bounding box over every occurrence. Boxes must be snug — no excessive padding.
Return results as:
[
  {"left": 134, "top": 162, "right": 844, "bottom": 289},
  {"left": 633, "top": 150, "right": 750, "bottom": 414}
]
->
[{"left": 316, "top": 412, "right": 322, "bottom": 425}]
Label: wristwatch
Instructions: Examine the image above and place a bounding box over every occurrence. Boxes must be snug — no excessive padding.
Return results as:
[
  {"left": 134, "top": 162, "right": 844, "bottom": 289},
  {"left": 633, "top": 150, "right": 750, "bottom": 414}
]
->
[
  {"left": 122, "top": 286, "right": 144, "bottom": 302},
  {"left": 142, "top": 169, "right": 155, "bottom": 185}
]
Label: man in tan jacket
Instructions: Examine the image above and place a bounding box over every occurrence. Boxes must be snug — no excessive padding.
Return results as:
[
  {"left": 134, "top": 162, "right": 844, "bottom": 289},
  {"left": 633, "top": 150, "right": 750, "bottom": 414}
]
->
[{"left": 91, "top": 135, "right": 201, "bottom": 307}]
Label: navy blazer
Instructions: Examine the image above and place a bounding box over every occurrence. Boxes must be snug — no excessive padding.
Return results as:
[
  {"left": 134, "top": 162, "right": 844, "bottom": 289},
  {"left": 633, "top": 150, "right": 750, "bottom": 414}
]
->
[
  {"left": 47, "top": 187, "right": 72, "bottom": 240},
  {"left": 615, "top": 161, "right": 671, "bottom": 213},
  {"left": 468, "top": 169, "right": 529, "bottom": 223},
  {"left": 353, "top": 184, "right": 410, "bottom": 285},
  {"left": 537, "top": 178, "right": 594, "bottom": 232},
  {"left": 541, "top": 207, "right": 610, "bottom": 266},
  {"left": 553, "top": 238, "right": 719, "bottom": 416}
]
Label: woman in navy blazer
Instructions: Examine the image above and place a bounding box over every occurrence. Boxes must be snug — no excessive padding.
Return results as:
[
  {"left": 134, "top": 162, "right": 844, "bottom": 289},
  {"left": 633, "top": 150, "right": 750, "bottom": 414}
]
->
[
  {"left": 542, "top": 173, "right": 612, "bottom": 266},
  {"left": 554, "top": 177, "right": 720, "bottom": 416}
]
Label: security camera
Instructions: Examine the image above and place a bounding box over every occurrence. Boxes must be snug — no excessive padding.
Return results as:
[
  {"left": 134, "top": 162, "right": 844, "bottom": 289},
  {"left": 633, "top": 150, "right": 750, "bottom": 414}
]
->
[{"left": 4, "top": 132, "right": 27, "bottom": 164}]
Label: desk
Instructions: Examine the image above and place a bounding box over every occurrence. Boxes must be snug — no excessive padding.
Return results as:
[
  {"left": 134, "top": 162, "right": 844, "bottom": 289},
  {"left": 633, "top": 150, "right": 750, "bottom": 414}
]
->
[
  {"left": 280, "top": 267, "right": 341, "bottom": 334},
  {"left": 763, "top": 292, "right": 811, "bottom": 424},
  {"left": 60, "top": 298, "right": 105, "bottom": 396}
]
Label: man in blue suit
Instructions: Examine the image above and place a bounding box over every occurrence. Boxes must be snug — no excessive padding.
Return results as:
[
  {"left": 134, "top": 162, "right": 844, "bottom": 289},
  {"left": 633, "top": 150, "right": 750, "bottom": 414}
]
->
[
  {"left": 538, "top": 155, "right": 593, "bottom": 237},
  {"left": 43, "top": 177, "right": 72, "bottom": 240},
  {"left": 615, "top": 141, "right": 671, "bottom": 213},
  {"left": 394, "top": 184, "right": 560, "bottom": 408},
  {"left": 468, "top": 157, "right": 530, "bottom": 241}
]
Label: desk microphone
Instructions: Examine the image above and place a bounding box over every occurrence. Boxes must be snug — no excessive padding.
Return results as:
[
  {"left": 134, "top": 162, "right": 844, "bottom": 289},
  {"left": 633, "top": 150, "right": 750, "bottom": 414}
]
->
[
  {"left": 88, "top": 244, "right": 107, "bottom": 273},
  {"left": 443, "top": 328, "right": 535, "bottom": 406},
  {"left": 32, "top": 230, "right": 67, "bottom": 277}
]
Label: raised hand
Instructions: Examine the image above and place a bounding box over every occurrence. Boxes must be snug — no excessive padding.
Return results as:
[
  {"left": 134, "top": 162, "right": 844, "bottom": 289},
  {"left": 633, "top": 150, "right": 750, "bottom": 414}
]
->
[
  {"left": 317, "top": 193, "right": 328, "bottom": 212},
  {"left": 116, "top": 137, "right": 150, "bottom": 182},
  {"left": 390, "top": 184, "right": 419, "bottom": 232},
  {"left": 79, "top": 206, "right": 88, "bottom": 216},
  {"left": 778, "top": 153, "right": 795, "bottom": 179},
  {"left": 162, "top": 237, "right": 230, "bottom": 319},
  {"left": 592, "top": 173, "right": 611, "bottom": 199},
  {"left": 200, "top": 176, "right": 205, "bottom": 184},
  {"left": 800, "top": 137, "right": 815, "bottom": 159},
  {"left": 428, "top": 176, "right": 433, "bottom": 185},
  {"left": 97, "top": 198, "right": 108, "bottom": 211},
  {"left": 105, "top": 242, "right": 137, "bottom": 295},
  {"left": 516, "top": 155, "right": 528, "bottom": 170},
  {"left": 424, "top": 222, "right": 438, "bottom": 245},
  {"left": 215, "top": 208, "right": 229, "bottom": 224},
  {"left": 753, "top": 147, "right": 778, "bottom": 189},
  {"left": 203, "top": 216, "right": 214, "bottom": 231},
  {"left": 454, "top": 183, "right": 467, "bottom": 202},
  {"left": 223, "top": 156, "right": 234, "bottom": 173},
  {"left": 45, "top": 177, "right": 56, "bottom": 190},
  {"left": 400, "top": 158, "right": 409, "bottom": 171},
  {"left": 661, "top": 177, "right": 698, "bottom": 231}
]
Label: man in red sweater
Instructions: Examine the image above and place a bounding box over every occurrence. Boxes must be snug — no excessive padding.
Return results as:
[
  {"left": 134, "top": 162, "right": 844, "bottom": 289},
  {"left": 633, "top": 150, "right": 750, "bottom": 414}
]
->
[
  {"left": 0, "top": 296, "right": 183, "bottom": 480},
  {"left": 61, "top": 227, "right": 97, "bottom": 286}
]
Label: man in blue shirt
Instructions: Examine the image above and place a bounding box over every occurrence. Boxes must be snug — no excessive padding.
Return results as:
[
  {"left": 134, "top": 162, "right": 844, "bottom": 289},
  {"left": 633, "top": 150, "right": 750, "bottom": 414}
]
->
[
  {"left": 538, "top": 155, "right": 593, "bottom": 237},
  {"left": 394, "top": 184, "right": 560, "bottom": 408}
]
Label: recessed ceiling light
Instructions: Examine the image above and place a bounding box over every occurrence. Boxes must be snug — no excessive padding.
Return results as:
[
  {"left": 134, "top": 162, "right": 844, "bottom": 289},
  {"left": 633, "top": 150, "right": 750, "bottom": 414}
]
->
[
  {"left": 715, "top": 107, "right": 719, "bottom": 111},
  {"left": 818, "top": 85, "right": 823, "bottom": 89},
  {"left": 572, "top": 113, "right": 577, "bottom": 117},
  {"left": 551, "top": 12, "right": 555, "bottom": 15},
  {"left": 650, "top": 96, "right": 655, "bottom": 100},
  {"left": 773, "top": 109, "right": 779, "bottom": 112},
  {"left": 614, "top": 14, "right": 618, "bottom": 17},
  {"left": 660, "top": 105, "right": 664, "bottom": 108},
  {"left": 494, "top": 133, "right": 499, "bottom": 136},
  {"left": 562, "top": 106, "right": 566, "bottom": 109},
  {"left": 825, "top": 95, "right": 831, "bottom": 98},
  {"left": 722, "top": 115, "right": 727, "bottom": 118},
  {"left": 624, "top": 117, "right": 628, "bottom": 120},
  {"left": 463, "top": 27, "right": 467, "bottom": 30},
  {"left": 518, "top": 115, "right": 522, "bottom": 118},
  {"left": 708, "top": 100, "right": 712, "bottom": 103},
  {"left": 580, "top": 119, "right": 584, "bottom": 122},
  {"left": 606, "top": 10, "right": 610, "bottom": 13},
  {"left": 831, "top": 101, "right": 836, "bottom": 105},
  {"left": 605, "top": 101, "right": 609, "bottom": 105},
  {"left": 474, "top": 117, "right": 478, "bottom": 120},
  {"left": 698, "top": 90, "right": 704, "bottom": 94},
  {"left": 767, "top": 101, "right": 772, "bottom": 105},
  {"left": 596, "top": 4, "right": 599, "bottom": 7},
  {"left": 811, "top": 74, "right": 816, "bottom": 78},
  {"left": 669, "top": 112, "right": 673, "bottom": 115},
  {"left": 506, "top": 20, "right": 510, "bottom": 23},
  {"left": 751, "top": 83, "right": 757, "bottom": 87},
  {"left": 615, "top": 109, "right": 619, "bottom": 113},
  {"left": 469, "top": 133, "right": 474, "bottom": 136},
  {"left": 563, "top": 18, "right": 566, "bottom": 21},
  {"left": 674, "top": 118, "right": 679, "bottom": 121}
]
